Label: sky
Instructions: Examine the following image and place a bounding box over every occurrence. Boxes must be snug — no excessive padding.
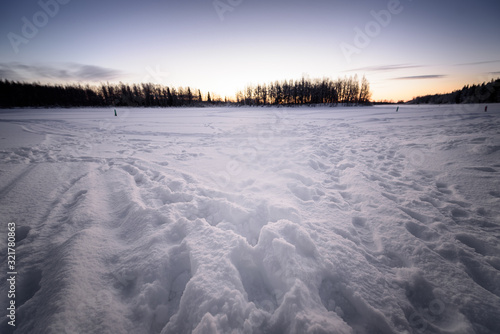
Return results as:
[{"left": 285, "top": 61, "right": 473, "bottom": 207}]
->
[{"left": 1, "top": 0, "right": 499, "bottom": 102}]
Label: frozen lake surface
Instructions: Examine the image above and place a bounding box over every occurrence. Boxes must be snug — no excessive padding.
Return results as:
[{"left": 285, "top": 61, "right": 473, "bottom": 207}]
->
[{"left": 0, "top": 105, "right": 499, "bottom": 333}]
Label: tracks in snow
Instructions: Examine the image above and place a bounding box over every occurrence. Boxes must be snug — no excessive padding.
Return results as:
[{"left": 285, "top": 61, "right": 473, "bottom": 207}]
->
[{"left": 1, "top": 108, "right": 499, "bottom": 333}]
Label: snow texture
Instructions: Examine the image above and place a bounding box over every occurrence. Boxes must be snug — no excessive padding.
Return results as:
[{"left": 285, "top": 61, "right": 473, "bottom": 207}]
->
[{"left": 1, "top": 104, "right": 499, "bottom": 334}]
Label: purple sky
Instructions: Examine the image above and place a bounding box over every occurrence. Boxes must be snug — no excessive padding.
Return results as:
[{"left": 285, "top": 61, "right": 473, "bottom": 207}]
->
[{"left": 1, "top": 0, "right": 499, "bottom": 101}]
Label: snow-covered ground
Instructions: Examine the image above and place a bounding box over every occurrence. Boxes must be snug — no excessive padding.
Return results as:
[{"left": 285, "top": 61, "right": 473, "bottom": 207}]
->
[{"left": 0, "top": 105, "right": 499, "bottom": 334}]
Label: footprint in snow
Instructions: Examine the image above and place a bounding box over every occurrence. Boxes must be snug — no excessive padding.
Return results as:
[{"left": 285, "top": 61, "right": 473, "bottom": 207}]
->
[{"left": 350, "top": 216, "right": 380, "bottom": 252}]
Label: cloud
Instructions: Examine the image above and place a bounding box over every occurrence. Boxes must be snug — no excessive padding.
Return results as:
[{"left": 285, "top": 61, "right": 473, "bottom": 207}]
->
[
  {"left": 74, "top": 65, "right": 122, "bottom": 81},
  {"left": 456, "top": 60, "right": 500, "bottom": 66},
  {"left": 0, "top": 67, "right": 21, "bottom": 81},
  {"left": 0, "top": 62, "right": 123, "bottom": 82},
  {"left": 343, "top": 64, "right": 423, "bottom": 73},
  {"left": 393, "top": 75, "right": 446, "bottom": 80}
]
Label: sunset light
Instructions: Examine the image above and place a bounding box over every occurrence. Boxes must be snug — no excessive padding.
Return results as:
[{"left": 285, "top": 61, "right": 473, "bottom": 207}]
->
[{"left": 1, "top": 0, "right": 499, "bottom": 102}]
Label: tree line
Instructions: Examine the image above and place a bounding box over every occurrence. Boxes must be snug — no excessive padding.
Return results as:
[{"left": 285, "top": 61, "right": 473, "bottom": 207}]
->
[
  {"left": 0, "top": 81, "right": 220, "bottom": 108},
  {"left": 236, "top": 75, "right": 371, "bottom": 106},
  {"left": 0, "top": 75, "right": 371, "bottom": 108},
  {"left": 408, "top": 78, "right": 500, "bottom": 104}
]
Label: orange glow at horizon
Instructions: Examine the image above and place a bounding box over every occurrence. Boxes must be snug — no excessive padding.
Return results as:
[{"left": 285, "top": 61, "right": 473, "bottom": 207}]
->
[{"left": 370, "top": 74, "right": 499, "bottom": 102}]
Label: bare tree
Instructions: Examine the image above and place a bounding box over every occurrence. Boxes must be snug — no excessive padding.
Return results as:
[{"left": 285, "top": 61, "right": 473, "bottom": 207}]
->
[{"left": 359, "top": 75, "right": 372, "bottom": 105}]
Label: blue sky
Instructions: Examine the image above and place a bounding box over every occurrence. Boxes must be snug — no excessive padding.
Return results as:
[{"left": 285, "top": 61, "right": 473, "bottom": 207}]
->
[{"left": 1, "top": 0, "right": 499, "bottom": 101}]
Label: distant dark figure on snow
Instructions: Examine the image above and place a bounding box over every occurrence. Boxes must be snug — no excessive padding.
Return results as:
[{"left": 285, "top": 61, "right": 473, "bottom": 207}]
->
[{"left": 485, "top": 106, "right": 488, "bottom": 112}]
